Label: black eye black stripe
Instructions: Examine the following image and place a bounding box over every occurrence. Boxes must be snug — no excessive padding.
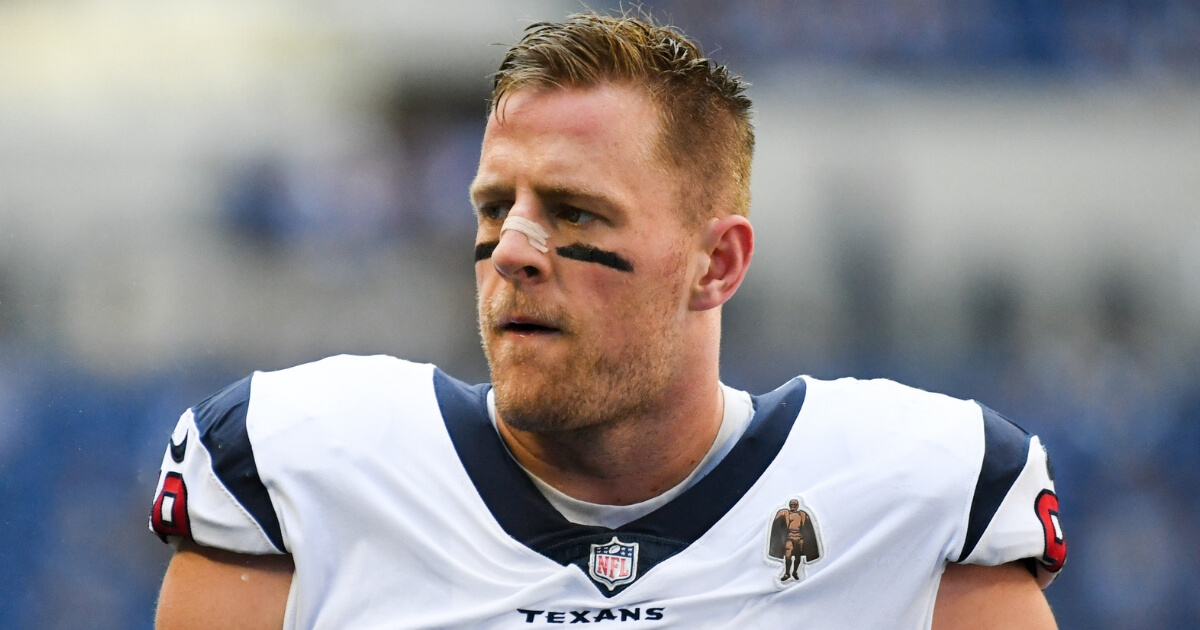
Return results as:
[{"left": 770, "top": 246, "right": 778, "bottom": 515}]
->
[
  {"left": 474, "top": 241, "right": 498, "bottom": 262},
  {"left": 555, "top": 243, "right": 634, "bottom": 273},
  {"left": 474, "top": 240, "right": 633, "bottom": 273}
]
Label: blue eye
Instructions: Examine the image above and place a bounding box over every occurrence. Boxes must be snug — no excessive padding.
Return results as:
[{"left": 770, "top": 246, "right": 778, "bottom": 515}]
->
[
  {"left": 480, "top": 203, "right": 511, "bottom": 221},
  {"left": 559, "top": 206, "right": 596, "bottom": 224}
]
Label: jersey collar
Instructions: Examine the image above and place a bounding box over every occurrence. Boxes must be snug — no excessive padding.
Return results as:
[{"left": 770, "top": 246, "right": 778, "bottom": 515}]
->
[{"left": 434, "top": 369, "right": 807, "bottom": 596}]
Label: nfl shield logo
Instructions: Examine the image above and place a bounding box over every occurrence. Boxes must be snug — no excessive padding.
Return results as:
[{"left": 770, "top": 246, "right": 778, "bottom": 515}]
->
[{"left": 588, "top": 536, "right": 639, "bottom": 591}]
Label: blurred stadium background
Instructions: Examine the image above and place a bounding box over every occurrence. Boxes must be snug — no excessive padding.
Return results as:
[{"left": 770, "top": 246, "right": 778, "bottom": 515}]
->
[{"left": 1, "top": 0, "right": 1198, "bottom": 627}]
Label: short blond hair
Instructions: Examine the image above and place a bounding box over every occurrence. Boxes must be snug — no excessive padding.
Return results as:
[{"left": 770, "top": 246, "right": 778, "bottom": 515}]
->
[{"left": 490, "top": 11, "right": 755, "bottom": 222}]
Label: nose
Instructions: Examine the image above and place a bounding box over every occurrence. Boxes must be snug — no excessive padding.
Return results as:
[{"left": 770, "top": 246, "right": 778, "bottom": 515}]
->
[{"left": 491, "top": 213, "right": 552, "bottom": 284}]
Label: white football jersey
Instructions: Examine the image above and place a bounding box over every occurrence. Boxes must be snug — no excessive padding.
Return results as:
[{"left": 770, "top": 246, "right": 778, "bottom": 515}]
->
[{"left": 149, "top": 354, "right": 1066, "bottom": 629}]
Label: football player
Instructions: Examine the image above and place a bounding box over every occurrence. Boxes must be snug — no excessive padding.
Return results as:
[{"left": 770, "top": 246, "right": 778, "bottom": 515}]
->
[{"left": 151, "top": 11, "right": 1065, "bottom": 629}]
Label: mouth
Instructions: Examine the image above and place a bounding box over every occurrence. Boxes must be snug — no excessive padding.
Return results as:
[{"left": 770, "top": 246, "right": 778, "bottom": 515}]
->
[{"left": 498, "top": 316, "right": 562, "bottom": 336}]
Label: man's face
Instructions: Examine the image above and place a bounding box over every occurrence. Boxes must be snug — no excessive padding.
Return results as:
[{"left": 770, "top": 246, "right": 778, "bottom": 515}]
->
[{"left": 471, "top": 83, "right": 698, "bottom": 433}]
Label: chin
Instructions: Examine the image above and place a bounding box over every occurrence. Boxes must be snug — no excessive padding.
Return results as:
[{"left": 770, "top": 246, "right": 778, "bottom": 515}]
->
[
  {"left": 489, "top": 353, "right": 668, "bottom": 436},
  {"left": 487, "top": 357, "right": 582, "bottom": 433}
]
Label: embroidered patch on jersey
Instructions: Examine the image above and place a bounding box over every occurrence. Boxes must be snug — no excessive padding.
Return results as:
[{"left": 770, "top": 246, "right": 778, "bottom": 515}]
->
[
  {"left": 588, "top": 537, "right": 639, "bottom": 591},
  {"left": 765, "top": 496, "right": 822, "bottom": 586}
]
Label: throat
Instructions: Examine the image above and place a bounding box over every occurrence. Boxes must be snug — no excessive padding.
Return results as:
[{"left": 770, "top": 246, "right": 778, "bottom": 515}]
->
[{"left": 487, "top": 385, "right": 753, "bottom": 527}]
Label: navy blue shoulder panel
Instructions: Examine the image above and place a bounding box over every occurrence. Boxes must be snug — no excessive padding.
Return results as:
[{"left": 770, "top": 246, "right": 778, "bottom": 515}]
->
[
  {"left": 192, "top": 375, "right": 286, "bottom": 552},
  {"left": 957, "top": 404, "right": 1031, "bottom": 562},
  {"left": 436, "top": 369, "right": 807, "bottom": 597}
]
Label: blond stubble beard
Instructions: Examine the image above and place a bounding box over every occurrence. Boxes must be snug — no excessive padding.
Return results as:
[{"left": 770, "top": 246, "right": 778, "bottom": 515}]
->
[{"left": 478, "top": 274, "right": 687, "bottom": 435}]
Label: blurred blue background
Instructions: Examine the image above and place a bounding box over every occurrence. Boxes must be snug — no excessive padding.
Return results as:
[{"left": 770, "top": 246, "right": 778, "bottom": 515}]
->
[{"left": 1, "top": 1, "right": 1198, "bottom": 627}]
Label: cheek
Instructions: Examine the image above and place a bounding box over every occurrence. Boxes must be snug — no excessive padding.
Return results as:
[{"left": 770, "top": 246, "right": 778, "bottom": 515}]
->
[
  {"left": 635, "top": 249, "right": 692, "bottom": 303},
  {"left": 475, "top": 269, "right": 507, "bottom": 323},
  {"left": 475, "top": 263, "right": 502, "bottom": 296},
  {"left": 583, "top": 260, "right": 686, "bottom": 326}
]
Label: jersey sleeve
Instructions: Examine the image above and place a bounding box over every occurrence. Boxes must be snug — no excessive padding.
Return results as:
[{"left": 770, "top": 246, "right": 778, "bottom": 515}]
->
[
  {"left": 955, "top": 404, "right": 1067, "bottom": 588},
  {"left": 147, "top": 375, "right": 287, "bottom": 554}
]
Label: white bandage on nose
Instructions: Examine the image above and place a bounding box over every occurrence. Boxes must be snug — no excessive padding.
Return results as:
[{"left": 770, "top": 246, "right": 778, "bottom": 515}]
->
[{"left": 500, "top": 215, "right": 551, "bottom": 253}]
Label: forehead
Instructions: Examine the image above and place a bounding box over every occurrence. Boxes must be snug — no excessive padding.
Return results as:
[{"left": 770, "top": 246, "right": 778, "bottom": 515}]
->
[
  {"left": 472, "top": 85, "right": 672, "bottom": 206},
  {"left": 489, "top": 83, "right": 660, "bottom": 149}
]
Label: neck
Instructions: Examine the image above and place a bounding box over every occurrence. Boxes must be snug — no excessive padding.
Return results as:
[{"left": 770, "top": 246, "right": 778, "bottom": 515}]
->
[{"left": 497, "top": 376, "right": 725, "bottom": 505}]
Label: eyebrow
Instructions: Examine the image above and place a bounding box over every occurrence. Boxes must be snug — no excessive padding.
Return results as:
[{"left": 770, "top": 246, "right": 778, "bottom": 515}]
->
[
  {"left": 473, "top": 240, "right": 634, "bottom": 273},
  {"left": 469, "top": 182, "right": 623, "bottom": 217}
]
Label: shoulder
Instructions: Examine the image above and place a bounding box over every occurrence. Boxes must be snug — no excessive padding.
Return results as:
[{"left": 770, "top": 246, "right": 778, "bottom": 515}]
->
[
  {"left": 795, "top": 375, "right": 989, "bottom": 464},
  {"left": 260, "top": 353, "right": 431, "bottom": 384},
  {"left": 801, "top": 375, "right": 977, "bottom": 420},
  {"left": 794, "top": 375, "right": 1036, "bottom": 492},
  {"left": 251, "top": 354, "right": 434, "bottom": 404},
  {"left": 181, "top": 355, "right": 438, "bottom": 452},
  {"left": 793, "top": 375, "right": 1065, "bottom": 586},
  {"left": 797, "top": 375, "right": 1033, "bottom": 454},
  {"left": 756, "top": 376, "right": 989, "bottom": 533},
  {"left": 192, "top": 354, "right": 433, "bottom": 420},
  {"left": 148, "top": 354, "right": 450, "bottom": 553},
  {"left": 243, "top": 354, "right": 437, "bottom": 435}
]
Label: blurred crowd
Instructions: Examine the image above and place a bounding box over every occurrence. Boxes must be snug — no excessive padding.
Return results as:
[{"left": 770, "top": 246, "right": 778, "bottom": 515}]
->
[
  {"left": 1, "top": 1, "right": 1198, "bottom": 628},
  {"left": 652, "top": 0, "right": 1200, "bottom": 76}
]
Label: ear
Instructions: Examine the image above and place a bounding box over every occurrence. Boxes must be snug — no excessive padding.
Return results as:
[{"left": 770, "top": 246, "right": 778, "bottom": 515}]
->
[{"left": 689, "top": 215, "right": 754, "bottom": 312}]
